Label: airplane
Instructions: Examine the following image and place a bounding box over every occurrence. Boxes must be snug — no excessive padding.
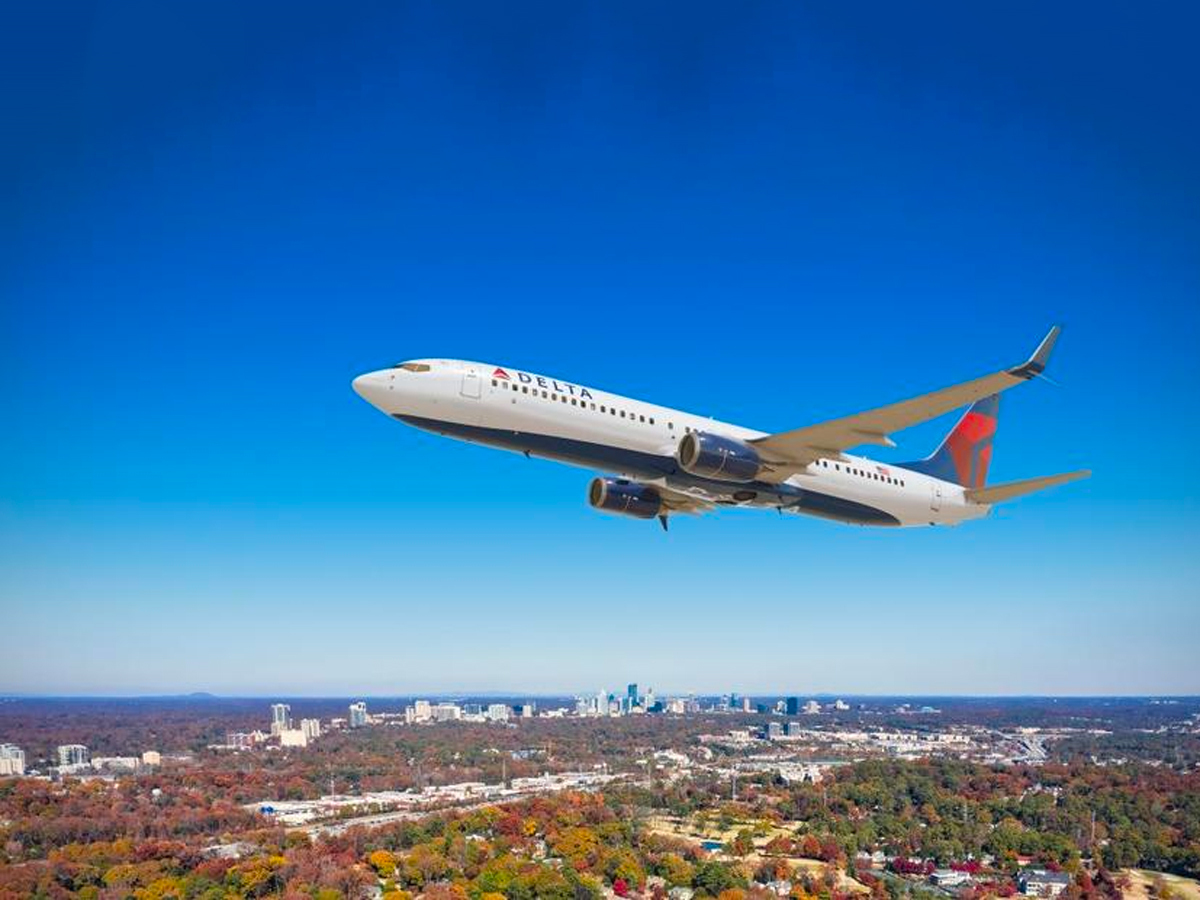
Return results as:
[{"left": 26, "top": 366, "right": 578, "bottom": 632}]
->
[{"left": 352, "top": 326, "right": 1089, "bottom": 530}]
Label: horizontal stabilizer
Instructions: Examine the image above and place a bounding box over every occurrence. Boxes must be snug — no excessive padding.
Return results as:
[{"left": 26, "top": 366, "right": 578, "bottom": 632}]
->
[{"left": 966, "top": 469, "right": 1090, "bottom": 504}]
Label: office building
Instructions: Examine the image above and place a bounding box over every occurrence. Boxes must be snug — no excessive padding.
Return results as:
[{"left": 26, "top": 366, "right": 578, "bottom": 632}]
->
[
  {"left": 271, "top": 703, "right": 292, "bottom": 735},
  {"left": 300, "top": 719, "right": 321, "bottom": 740},
  {"left": 279, "top": 729, "right": 308, "bottom": 747},
  {"left": 487, "top": 703, "right": 509, "bottom": 722},
  {"left": 803, "top": 700, "right": 821, "bottom": 715},
  {"left": 413, "top": 700, "right": 432, "bottom": 722},
  {"left": 348, "top": 702, "right": 368, "bottom": 728},
  {"left": 0, "top": 744, "right": 25, "bottom": 776},
  {"left": 1019, "top": 871, "right": 1071, "bottom": 897},
  {"left": 57, "top": 744, "right": 89, "bottom": 766},
  {"left": 142, "top": 751, "right": 162, "bottom": 767}
]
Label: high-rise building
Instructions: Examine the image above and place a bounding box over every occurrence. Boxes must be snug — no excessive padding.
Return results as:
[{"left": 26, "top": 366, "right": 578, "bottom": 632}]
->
[
  {"left": 627, "top": 683, "right": 638, "bottom": 706},
  {"left": 765, "top": 722, "right": 783, "bottom": 740},
  {"left": 742, "top": 697, "right": 752, "bottom": 713},
  {"left": 0, "top": 744, "right": 25, "bottom": 776},
  {"left": 486, "top": 703, "right": 509, "bottom": 722},
  {"left": 271, "top": 703, "right": 292, "bottom": 735},
  {"left": 786, "top": 697, "right": 800, "bottom": 715},
  {"left": 520, "top": 704, "right": 534, "bottom": 718},
  {"left": 348, "top": 702, "right": 368, "bottom": 728},
  {"left": 785, "top": 722, "right": 802, "bottom": 737},
  {"left": 301, "top": 718, "right": 322, "bottom": 740},
  {"left": 803, "top": 700, "right": 821, "bottom": 715},
  {"left": 279, "top": 729, "right": 308, "bottom": 747},
  {"left": 413, "top": 700, "right": 432, "bottom": 722},
  {"left": 596, "top": 691, "right": 609, "bottom": 716},
  {"left": 431, "top": 703, "right": 461, "bottom": 722},
  {"left": 56, "top": 744, "right": 89, "bottom": 766}
]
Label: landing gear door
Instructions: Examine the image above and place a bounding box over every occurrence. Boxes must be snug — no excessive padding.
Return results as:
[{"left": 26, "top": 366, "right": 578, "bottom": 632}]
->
[{"left": 460, "top": 368, "right": 482, "bottom": 399}]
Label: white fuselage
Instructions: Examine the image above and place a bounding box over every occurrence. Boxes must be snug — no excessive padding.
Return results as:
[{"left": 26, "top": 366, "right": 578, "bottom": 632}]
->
[{"left": 352, "top": 359, "right": 992, "bottom": 528}]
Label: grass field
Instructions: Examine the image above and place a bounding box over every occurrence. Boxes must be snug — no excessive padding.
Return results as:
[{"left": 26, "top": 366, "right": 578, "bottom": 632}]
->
[
  {"left": 1122, "top": 870, "right": 1200, "bottom": 900},
  {"left": 643, "top": 815, "right": 869, "bottom": 895}
]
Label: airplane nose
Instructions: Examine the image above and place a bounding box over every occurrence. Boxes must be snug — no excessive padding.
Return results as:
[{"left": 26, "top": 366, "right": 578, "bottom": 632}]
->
[{"left": 351, "top": 370, "right": 388, "bottom": 406}]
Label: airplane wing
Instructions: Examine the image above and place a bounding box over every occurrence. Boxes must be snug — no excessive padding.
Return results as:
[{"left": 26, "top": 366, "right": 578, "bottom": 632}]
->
[
  {"left": 750, "top": 326, "right": 1061, "bottom": 478},
  {"left": 651, "top": 480, "right": 717, "bottom": 515}
]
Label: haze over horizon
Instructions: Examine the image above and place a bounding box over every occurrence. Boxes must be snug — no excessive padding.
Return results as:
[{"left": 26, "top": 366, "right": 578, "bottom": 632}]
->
[{"left": 4, "top": 2, "right": 1199, "bottom": 696}]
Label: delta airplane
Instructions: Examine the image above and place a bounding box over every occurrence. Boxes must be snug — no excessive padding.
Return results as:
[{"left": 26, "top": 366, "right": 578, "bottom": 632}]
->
[{"left": 352, "top": 327, "right": 1088, "bottom": 529}]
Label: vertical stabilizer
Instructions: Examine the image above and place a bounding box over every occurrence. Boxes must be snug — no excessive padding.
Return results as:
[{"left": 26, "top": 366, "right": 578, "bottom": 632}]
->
[{"left": 897, "top": 394, "right": 998, "bottom": 488}]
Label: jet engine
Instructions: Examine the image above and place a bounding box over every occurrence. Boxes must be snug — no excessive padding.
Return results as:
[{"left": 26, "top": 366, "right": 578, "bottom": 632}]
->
[
  {"left": 676, "top": 431, "right": 762, "bottom": 482},
  {"left": 588, "top": 477, "right": 662, "bottom": 519}
]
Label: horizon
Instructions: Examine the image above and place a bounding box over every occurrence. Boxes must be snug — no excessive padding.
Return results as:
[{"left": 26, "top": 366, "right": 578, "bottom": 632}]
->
[
  {"left": 4, "top": 691, "right": 1199, "bottom": 702},
  {"left": 4, "top": 1, "right": 1199, "bottom": 695}
]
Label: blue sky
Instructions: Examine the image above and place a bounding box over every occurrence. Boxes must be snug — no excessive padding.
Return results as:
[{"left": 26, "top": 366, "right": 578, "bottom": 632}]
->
[{"left": 2, "top": 2, "right": 1198, "bottom": 696}]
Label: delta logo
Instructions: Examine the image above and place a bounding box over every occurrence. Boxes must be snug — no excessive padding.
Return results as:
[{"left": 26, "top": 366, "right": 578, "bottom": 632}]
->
[{"left": 491, "top": 367, "right": 593, "bottom": 400}]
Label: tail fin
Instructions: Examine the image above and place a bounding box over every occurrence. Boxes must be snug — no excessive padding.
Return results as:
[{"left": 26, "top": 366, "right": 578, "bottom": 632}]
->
[{"left": 897, "top": 394, "right": 998, "bottom": 488}]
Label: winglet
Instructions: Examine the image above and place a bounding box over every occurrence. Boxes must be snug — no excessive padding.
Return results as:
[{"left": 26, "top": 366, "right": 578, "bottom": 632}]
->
[{"left": 1009, "top": 325, "right": 1061, "bottom": 380}]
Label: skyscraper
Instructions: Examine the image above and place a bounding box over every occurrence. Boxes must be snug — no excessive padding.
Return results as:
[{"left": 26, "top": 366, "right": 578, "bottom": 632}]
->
[
  {"left": 0, "top": 744, "right": 25, "bottom": 776},
  {"left": 627, "top": 683, "right": 638, "bottom": 707},
  {"left": 786, "top": 697, "right": 800, "bottom": 715},
  {"left": 348, "top": 701, "right": 368, "bottom": 728},
  {"left": 56, "top": 744, "right": 89, "bottom": 766},
  {"left": 270, "top": 703, "right": 291, "bottom": 735}
]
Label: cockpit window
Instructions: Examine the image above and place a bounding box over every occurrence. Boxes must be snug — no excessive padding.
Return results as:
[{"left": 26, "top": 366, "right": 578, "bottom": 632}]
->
[{"left": 395, "top": 362, "right": 431, "bottom": 372}]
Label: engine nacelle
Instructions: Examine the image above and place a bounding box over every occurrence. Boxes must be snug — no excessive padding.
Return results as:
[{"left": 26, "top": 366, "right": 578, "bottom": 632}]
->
[
  {"left": 588, "top": 477, "right": 662, "bottom": 519},
  {"left": 676, "top": 431, "right": 762, "bottom": 483}
]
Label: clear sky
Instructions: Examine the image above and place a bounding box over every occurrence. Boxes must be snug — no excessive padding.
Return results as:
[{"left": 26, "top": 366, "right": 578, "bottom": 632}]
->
[{"left": 3, "top": 2, "right": 1198, "bottom": 697}]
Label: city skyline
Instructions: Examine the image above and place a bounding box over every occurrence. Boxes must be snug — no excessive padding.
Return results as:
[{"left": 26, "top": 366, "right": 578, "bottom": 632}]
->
[{"left": 4, "top": 2, "right": 1199, "bottom": 696}]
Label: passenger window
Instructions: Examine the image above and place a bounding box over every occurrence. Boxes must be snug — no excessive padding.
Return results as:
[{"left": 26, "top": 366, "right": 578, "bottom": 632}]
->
[
  {"left": 639, "top": 415, "right": 645, "bottom": 423},
  {"left": 600, "top": 406, "right": 606, "bottom": 413},
  {"left": 620, "top": 411, "right": 625, "bottom": 418},
  {"left": 649, "top": 418, "right": 655, "bottom": 425},
  {"left": 491, "top": 380, "right": 497, "bottom": 387},
  {"left": 590, "top": 403, "right": 596, "bottom": 410},
  {"left": 522, "top": 385, "right": 528, "bottom": 394},
  {"left": 668, "top": 423, "right": 674, "bottom": 430},
  {"left": 571, "top": 398, "right": 577, "bottom": 406}
]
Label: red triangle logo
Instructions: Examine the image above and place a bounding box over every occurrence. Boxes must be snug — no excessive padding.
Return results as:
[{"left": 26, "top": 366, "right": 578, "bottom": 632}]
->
[{"left": 493, "top": 367, "right": 511, "bottom": 380}]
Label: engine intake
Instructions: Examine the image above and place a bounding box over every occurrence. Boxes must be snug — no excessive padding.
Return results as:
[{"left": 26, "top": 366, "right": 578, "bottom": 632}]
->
[
  {"left": 677, "top": 431, "right": 762, "bottom": 483},
  {"left": 588, "top": 478, "right": 662, "bottom": 519}
]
